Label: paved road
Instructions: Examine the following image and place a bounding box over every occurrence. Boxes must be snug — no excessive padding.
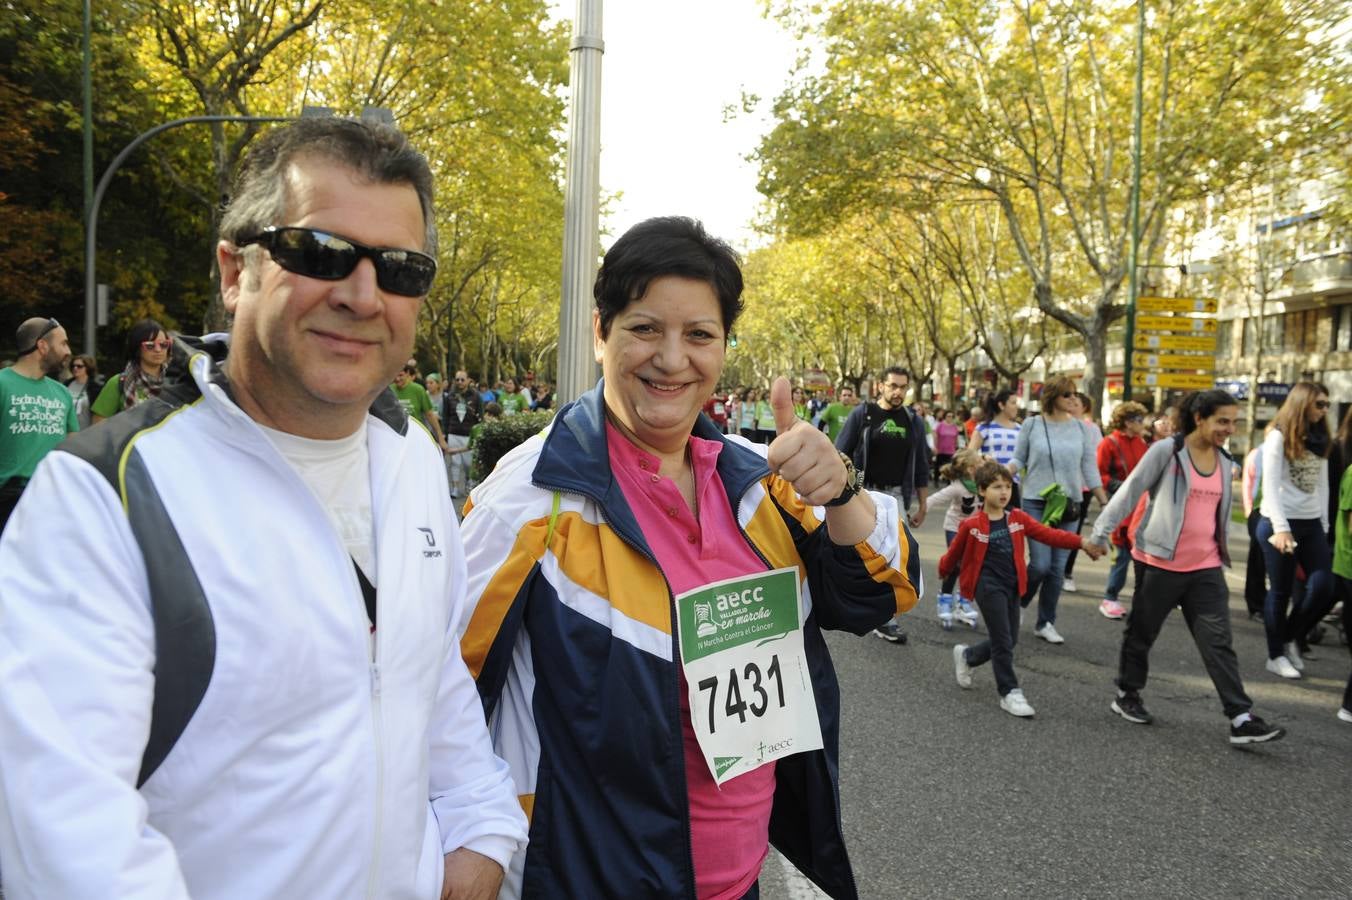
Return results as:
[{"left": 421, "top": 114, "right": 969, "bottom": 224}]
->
[{"left": 762, "top": 506, "right": 1352, "bottom": 898}]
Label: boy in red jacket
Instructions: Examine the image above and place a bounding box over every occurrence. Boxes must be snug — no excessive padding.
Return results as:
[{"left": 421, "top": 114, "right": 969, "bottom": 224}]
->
[{"left": 940, "top": 461, "right": 1104, "bottom": 716}]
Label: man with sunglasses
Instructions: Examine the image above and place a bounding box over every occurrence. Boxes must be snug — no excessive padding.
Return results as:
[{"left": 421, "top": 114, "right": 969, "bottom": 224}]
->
[
  {"left": 0, "top": 317, "right": 78, "bottom": 533},
  {"left": 0, "top": 119, "right": 525, "bottom": 899}
]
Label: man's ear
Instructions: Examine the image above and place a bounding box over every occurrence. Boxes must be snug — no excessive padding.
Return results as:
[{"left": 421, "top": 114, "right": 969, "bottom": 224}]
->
[
  {"left": 592, "top": 311, "right": 605, "bottom": 365},
  {"left": 218, "top": 241, "right": 245, "bottom": 314}
]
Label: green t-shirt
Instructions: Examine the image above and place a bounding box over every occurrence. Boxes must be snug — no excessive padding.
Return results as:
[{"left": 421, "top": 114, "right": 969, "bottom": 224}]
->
[
  {"left": 392, "top": 381, "right": 434, "bottom": 424},
  {"left": 1334, "top": 464, "right": 1352, "bottom": 579},
  {"left": 819, "top": 402, "right": 855, "bottom": 442},
  {"left": 499, "top": 391, "right": 530, "bottom": 416},
  {"left": 90, "top": 373, "right": 125, "bottom": 419},
  {"left": 1, "top": 368, "right": 78, "bottom": 482}
]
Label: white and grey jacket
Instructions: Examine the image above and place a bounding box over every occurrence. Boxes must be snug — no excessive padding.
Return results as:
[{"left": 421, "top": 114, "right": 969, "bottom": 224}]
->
[
  {"left": 1090, "top": 437, "right": 1235, "bottom": 567},
  {"left": 0, "top": 338, "right": 526, "bottom": 900}
]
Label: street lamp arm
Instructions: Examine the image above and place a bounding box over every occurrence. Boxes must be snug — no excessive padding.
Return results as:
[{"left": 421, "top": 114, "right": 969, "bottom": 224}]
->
[{"left": 84, "top": 115, "right": 292, "bottom": 356}]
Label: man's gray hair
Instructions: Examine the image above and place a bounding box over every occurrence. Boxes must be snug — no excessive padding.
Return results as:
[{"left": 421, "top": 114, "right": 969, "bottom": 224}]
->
[{"left": 219, "top": 117, "right": 437, "bottom": 256}]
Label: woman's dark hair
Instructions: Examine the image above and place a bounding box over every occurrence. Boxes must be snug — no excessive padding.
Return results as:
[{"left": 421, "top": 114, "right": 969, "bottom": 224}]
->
[
  {"left": 124, "top": 319, "right": 168, "bottom": 367},
  {"left": 71, "top": 354, "right": 98, "bottom": 379},
  {"left": 1177, "top": 389, "right": 1238, "bottom": 437},
  {"left": 592, "top": 216, "right": 744, "bottom": 339},
  {"left": 974, "top": 459, "right": 1014, "bottom": 490},
  {"left": 1039, "top": 376, "right": 1077, "bottom": 410},
  {"left": 983, "top": 389, "right": 1014, "bottom": 423}
]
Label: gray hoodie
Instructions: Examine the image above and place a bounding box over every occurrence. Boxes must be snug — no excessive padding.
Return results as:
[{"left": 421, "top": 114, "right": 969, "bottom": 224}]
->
[{"left": 1090, "top": 437, "right": 1234, "bottom": 567}]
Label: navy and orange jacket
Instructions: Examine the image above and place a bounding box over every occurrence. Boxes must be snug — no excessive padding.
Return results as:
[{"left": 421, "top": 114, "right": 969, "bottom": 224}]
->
[
  {"left": 458, "top": 382, "right": 922, "bottom": 899},
  {"left": 938, "top": 508, "right": 1084, "bottom": 599}
]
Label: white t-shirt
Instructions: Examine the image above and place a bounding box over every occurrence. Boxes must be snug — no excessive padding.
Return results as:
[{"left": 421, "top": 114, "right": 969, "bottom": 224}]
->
[{"left": 258, "top": 420, "right": 376, "bottom": 583}]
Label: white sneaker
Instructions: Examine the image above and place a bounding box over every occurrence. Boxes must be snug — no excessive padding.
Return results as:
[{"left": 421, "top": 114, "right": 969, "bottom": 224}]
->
[
  {"left": 1063, "top": 577, "right": 1078, "bottom": 593},
  {"left": 1265, "top": 656, "right": 1301, "bottom": 679},
  {"left": 953, "top": 644, "right": 973, "bottom": 689},
  {"left": 1035, "top": 623, "right": 1065, "bottom": 644},
  {"left": 1338, "top": 707, "right": 1352, "bottom": 723},
  {"left": 1283, "top": 642, "right": 1305, "bottom": 671},
  {"left": 1000, "top": 689, "right": 1035, "bottom": 717}
]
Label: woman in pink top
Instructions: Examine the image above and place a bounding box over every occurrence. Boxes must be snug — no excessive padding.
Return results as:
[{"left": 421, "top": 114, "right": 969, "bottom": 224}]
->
[
  {"left": 931, "top": 408, "right": 961, "bottom": 481},
  {"left": 459, "top": 217, "right": 921, "bottom": 899},
  {"left": 1087, "top": 390, "right": 1284, "bottom": 745}
]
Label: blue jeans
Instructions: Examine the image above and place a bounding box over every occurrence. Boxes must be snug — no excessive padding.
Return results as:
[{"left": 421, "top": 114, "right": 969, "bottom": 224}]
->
[
  {"left": 1019, "top": 497, "right": 1079, "bottom": 629},
  {"left": 1256, "top": 516, "right": 1334, "bottom": 659},
  {"left": 941, "top": 529, "right": 959, "bottom": 594},
  {"left": 1105, "top": 543, "right": 1131, "bottom": 602}
]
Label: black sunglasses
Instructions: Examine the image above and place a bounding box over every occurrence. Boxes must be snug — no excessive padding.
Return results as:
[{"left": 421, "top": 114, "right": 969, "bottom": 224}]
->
[
  {"left": 17, "top": 318, "right": 59, "bottom": 356},
  {"left": 237, "top": 226, "right": 437, "bottom": 298}
]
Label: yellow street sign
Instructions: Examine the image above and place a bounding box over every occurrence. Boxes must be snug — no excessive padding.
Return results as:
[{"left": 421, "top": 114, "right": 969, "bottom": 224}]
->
[
  {"left": 1137, "top": 296, "right": 1219, "bottom": 314},
  {"left": 1131, "top": 372, "right": 1217, "bottom": 390},
  {"left": 1134, "top": 333, "right": 1218, "bottom": 351},
  {"left": 1134, "top": 314, "right": 1216, "bottom": 333},
  {"left": 1132, "top": 352, "right": 1217, "bottom": 371}
]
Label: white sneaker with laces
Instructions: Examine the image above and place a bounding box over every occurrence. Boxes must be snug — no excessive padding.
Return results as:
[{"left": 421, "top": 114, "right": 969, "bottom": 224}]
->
[
  {"left": 1034, "top": 622, "right": 1065, "bottom": 644},
  {"left": 1338, "top": 707, "right": 1352, "bottom": 723},
  {"left": 1063, "top": 577, "right": 1078, "bottom": 593},
  {"left": 1000, "top": 688, "right": 1035, "bottom": 717},
  {"left": 953, "top": 644, "right": 973, "bottom": 689},
  {"left": 1283, "top": 642, "right": 1305, "bottom": 671},
  {"left": 1265, "top": 656, "right": 1301, "bottom": 679}
]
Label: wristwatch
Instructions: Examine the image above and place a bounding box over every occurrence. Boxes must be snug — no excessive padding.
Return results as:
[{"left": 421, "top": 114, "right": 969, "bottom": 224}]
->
[{"left": 823, "top": 452, "right": 864, "bottom": 508}]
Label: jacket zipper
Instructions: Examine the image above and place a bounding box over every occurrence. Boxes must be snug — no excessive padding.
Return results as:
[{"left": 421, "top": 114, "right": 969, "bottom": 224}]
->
[
  {"left": 358, "top": 568, "right": 384, "bottom": 900},
  {"left": 535, "top": 480, "right": 699, "bottom": 899}
]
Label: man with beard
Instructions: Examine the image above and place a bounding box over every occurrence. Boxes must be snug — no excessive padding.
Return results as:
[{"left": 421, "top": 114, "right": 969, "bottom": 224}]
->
[
  {"left": 836, "top": 366, "right": 930, "bottom": 643},
  {"left": 0, "top": 317, "right": 77, "bottom": 532}
]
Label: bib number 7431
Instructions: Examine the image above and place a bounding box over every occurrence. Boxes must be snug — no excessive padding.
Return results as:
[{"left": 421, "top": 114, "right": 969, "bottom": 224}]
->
[
  {"left": 675, "top": 568, "right": 824, "bottom": 785},
  {"left": 697, "top": 656, "right": 786, "bottom": 733}
]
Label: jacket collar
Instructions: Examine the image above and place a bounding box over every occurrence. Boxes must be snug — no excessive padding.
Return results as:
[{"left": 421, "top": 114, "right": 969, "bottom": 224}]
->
[
  {"left": 177, "top": 332, "right": 408, "bottom": 436},
  {"left": 531, "top": 380, "right": 771, "bottom": 550}
]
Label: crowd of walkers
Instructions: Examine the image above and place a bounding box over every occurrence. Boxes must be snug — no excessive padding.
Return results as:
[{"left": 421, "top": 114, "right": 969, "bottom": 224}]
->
[
  {"left": 701, "top": 371, "right": 1348, "bottom": 741},
  {"left": 0, "top": 114, "right": 1345, "bottom": 900}
]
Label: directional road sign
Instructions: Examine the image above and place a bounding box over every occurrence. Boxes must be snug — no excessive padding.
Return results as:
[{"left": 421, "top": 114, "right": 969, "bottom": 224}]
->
[
  {"left": 1137, "top": 296, "right": 1219, "bottom": 314},
  {"left": 1131, "top": 372, "right": 1217, "bottom": 390},
  {"left": 1134, "top": 333, "right": 1218, "bottom": 351},
  {"left": 1134, "top": 314, "right": 1217, "bottom": 333},
  {"left": 1131, "top": 352, "right": 1217, "bottom": 371}
]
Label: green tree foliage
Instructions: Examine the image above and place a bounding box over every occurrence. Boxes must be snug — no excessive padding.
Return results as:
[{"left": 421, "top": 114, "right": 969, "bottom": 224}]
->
[
  {"left": 0, "top": 0, "right": 212, "bottom": 364},
  {"left": 756, "top": 0, "right": 1345, "bottom": 404},
  {"left": 4, "top": 0, "right": 567, "bottom": 380}
]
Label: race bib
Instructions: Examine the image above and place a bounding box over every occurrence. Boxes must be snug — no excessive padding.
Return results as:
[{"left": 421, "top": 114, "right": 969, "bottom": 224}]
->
[{"left": 675, "top": 567, "right": 824, "bottom": 785}]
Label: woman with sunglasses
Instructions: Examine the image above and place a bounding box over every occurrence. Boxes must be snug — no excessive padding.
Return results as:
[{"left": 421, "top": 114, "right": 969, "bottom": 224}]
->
[
  {"left": 63, "top": 354, "right": 104, "bottom": 430},
  {"left": 90, "top": 319, "right": 171, "bottom": 424},
  {"left": 1257, "top": 381, "right": 1334, "bottom": 679}
]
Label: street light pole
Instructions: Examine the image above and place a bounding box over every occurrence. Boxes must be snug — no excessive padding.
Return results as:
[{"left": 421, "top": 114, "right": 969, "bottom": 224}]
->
[
  {"left": 1122, "top": 0, "right": 1147, "bottom": 402},
  {"left": 556, "top": 0, "right": 604, "bottom": 405},
  {"left": 83, "top": 115, "right": 291, "bottom": 356},
  {"left": 82, "top": 0, "right": 94, "bottom": 349}
]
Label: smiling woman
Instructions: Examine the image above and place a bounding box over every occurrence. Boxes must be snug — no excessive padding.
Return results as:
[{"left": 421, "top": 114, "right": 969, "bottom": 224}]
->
[
  {"left": 459, "top": 216, "right": 923, "bottom": 899},
  {"left": 90, "top": 318, "right": 171, "bottom": 424}
]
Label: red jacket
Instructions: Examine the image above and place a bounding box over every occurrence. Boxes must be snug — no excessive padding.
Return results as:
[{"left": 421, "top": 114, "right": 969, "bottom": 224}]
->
[
  {"left": 1097, "top": 431, "right": 1149, "bottom": 547},
  {"left": 938, "top": 508, "right": 1084, "bottom": 599},
  {"left": 1097, "top": 431, "right": 1149, "bottom": 492}
]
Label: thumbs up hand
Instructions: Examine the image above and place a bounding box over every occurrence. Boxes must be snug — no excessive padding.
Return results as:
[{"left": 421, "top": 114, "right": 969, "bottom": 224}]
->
[{"left": 766, "top": 376, "right": 851, "bottom": 507}]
